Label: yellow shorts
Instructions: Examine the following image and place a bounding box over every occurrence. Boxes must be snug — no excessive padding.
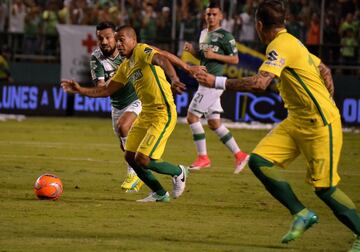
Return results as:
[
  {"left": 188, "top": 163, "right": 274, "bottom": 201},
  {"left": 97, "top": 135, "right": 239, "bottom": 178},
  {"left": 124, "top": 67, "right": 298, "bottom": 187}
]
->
[
  {"left": 252, "top": 117, "right": 343, "bottom": 187},
  {"left": 125, "top": 106, "right": 177, "bottom": 160}
]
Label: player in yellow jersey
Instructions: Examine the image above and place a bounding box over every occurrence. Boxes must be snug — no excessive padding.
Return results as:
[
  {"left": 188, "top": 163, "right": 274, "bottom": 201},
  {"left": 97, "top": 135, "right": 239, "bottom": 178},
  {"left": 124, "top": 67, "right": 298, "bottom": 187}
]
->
[
  {"left": 195, "top": 1, "right": 360, "bottom": 251},
  {"left": 61, "top": 25, "right": 197, "bottom": 202}
]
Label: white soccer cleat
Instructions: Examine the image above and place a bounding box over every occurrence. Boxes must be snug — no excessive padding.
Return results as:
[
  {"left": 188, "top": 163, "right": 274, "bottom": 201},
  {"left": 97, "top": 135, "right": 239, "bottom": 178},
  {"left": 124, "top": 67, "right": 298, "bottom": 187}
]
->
[
  {"left": 136, "top": 191, "right": 170, "bottom": 203},
  {"left": 172, "top": 165, "right": 188, "bottom": 198}
]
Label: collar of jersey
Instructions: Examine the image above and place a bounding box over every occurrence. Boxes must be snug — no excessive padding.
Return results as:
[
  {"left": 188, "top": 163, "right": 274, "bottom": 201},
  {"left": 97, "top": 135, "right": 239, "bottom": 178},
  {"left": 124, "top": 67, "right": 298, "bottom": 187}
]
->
[{"left": 276, "top": 28, "right": 287, "bottom": 37}]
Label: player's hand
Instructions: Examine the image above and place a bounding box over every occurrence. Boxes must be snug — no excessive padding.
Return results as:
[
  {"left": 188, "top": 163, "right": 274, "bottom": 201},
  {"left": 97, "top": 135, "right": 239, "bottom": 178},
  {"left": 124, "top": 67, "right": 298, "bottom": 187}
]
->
[
  {"left": 188, "top": 65, "right": 207, "bottom": 77},
  {"left": 203, "top": 48, "right": 216, "bottom": 60},
  {"left": 60, "top": 79, "right": 80, "bottom": 94},
  {"left": 183, "top": 42, "right": 194, "bottom": 53},
  {"left": 194, "top": 72, "right": 216, "bottom": 88},
  {"left": 171, "top": 80, "right": 186, "bottom": 94}
]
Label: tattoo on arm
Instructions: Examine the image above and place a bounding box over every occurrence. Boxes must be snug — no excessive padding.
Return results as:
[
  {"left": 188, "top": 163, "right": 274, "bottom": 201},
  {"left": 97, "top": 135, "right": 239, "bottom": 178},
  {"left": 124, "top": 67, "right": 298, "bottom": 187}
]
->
[
  {"left": 319, "top": 63, "right": 334, "bottom": 96},
  {"left": 225, "top": 71, "right": 275, "bottom": 92}
]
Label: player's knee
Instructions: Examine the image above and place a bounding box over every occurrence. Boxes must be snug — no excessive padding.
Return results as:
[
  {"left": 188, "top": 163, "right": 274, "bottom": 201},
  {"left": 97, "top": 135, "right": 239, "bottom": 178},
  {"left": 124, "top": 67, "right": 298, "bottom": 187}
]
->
[
  {"left": 125, "top": 151, "right": 136, "bottom": 167},
  {"left": 207, "top": 120, "right": 220, "bottom": 130},
  {"left": 248, "top": 153, "right": 273, "bottom": 174},
  {"left": 134, "top": 152, "right": 150, "bottom": 167},
  {"left": 187, "top": 112, "right": 199, "bottom": 124},
  {"left": 315, "top": 187, "right": 335, "bottom": 200}
]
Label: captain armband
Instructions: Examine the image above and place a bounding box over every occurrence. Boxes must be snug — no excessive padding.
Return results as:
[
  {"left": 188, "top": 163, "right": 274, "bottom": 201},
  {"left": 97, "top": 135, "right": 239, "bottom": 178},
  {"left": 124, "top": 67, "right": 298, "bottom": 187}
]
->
[{"left": 214, "top": 76, "right": 227, "bottom": 90}]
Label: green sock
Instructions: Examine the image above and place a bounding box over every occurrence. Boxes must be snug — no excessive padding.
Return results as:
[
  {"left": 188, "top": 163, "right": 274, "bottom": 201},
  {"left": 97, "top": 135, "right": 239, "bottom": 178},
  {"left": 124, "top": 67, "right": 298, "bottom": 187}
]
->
[
  {"left": 131, "top": 163, "right": 166, "bottom": 196},
  {"left": 316, "top": 187, "right": 360, "bottom": 235},
  {"left": 147, "top": 160, "right": 182, "bottom": 176},
  {"left": 249, "top": 154, "right": 305, "bottom": 215}
]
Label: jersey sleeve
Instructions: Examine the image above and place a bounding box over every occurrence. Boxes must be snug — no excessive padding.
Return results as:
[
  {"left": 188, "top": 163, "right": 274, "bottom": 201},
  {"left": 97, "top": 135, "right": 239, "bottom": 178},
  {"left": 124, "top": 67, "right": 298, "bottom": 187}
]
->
[
  {"left": 111, "top": 63, "right": 127, "bottom": 84},
  {"left": 259, "top": 41, "right": 289, "bottom": 77},
  {"left": 222, "top": 32, "right": 238, "bottom": 56},
  {"left": 90, "top": 54, "right": 105, "bottom": 83},
  {"left": 309, "top": 53, "right": 321, "bottom": 66},
  {"left": 136, "top": 43, "right": 158, "bottom": 64}
]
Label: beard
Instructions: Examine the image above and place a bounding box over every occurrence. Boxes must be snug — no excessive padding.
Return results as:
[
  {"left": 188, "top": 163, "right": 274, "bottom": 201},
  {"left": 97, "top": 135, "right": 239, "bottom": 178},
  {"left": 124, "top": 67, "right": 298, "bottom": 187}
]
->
[{"left": 100, "top": 46, "right": 116, "bottom": 57}]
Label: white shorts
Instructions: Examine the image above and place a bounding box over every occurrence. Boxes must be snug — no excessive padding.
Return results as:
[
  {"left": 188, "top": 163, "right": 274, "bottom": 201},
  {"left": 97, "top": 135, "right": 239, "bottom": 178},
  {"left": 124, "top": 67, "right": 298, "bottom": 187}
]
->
[
  {"left": 112, "top": 99, "right": 142, "bottom": 137},
  {"left": 188, "top": 86, "right": 224, "bottom": 119}
]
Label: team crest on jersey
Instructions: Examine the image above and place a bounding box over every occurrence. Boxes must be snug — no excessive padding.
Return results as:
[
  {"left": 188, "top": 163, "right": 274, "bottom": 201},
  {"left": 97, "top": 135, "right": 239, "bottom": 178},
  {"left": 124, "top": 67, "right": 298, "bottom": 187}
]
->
[{"left": 144, "top": 47, "right": 153, "bottom": 54}]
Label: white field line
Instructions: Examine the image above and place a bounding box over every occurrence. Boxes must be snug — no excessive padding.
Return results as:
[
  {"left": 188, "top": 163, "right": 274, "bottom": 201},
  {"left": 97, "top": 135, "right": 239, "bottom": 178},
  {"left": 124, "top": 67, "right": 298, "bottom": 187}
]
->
[
  {"left": 0, "top": 140, "right": 115, "bottom": 149},
  {"left": 0, "top": 153, "right": 120, "bottom": 164}
]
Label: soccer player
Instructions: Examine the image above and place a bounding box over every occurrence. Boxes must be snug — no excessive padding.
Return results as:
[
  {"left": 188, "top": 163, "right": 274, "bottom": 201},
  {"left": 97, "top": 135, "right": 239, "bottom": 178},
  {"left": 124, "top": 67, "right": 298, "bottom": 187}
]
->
[
  {"left": 91, "top": 22, "right": 143, "bottom": 193},
  {"left": 183, "top": 1, "right": 249, "bottom": 173},
  {"left": 195, "top": 0, "right": 360, "bottom": 251},
  {"left": 62, "top": 25, "right": 189, "bottom": 203}
]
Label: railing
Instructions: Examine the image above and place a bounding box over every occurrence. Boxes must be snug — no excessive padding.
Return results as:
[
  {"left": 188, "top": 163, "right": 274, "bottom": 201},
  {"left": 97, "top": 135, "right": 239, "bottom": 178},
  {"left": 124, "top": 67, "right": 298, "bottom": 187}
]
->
[{"left": 1, "top": 31, "right": 360, "bottom": 76}]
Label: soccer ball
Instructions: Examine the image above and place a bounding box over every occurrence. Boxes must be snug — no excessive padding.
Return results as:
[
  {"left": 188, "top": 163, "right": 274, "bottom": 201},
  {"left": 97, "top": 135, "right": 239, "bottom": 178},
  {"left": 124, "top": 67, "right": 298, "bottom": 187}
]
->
[{"left": 34, "top": 174, "right": 63, "bottom": 200}]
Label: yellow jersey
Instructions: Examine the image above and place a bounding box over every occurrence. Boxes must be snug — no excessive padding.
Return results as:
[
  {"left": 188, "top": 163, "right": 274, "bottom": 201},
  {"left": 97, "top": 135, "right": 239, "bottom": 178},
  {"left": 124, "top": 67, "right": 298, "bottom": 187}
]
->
[
  {"left": 112, "top": 43, "right": 175, "bottom": 113},
  {"left": 259, "top": 29, "right": 340, "bottom": 126}
]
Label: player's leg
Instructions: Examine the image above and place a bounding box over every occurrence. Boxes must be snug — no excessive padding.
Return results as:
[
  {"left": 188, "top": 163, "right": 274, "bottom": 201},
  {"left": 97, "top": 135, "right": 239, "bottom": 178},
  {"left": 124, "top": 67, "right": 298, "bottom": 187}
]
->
[
  {"left": 300, "top": 118, "right": 360, "bottom": 248},
  {"left": 135, "top": 108, "right": 188, "bottom": 199},
  {"left": 207, "top": 108, "right": 249, "bottom": 174},
  {"left": 187, "top": 111, "right": 211, "bottom": 169},
  {"left": 249, "top": 119, "right": 317, "bottom": 243},
  {"left": 112, "top": 101, "right": 143, "bottom": 192},
  {"left": 116, "top": 100, "right": 143, "bottom": 191},
  {"left": 187, "top": 87, "right": 223, "bottom": 169}
]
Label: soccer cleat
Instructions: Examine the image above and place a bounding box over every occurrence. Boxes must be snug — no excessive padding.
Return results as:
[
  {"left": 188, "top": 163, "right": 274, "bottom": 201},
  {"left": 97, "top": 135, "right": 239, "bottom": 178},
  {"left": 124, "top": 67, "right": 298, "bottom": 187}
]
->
[
  {"left": 189, "top": 155, "right": 211, "bottom": 170},
  {"left": 234, "top": 151, "right": 250, "bottom": 174},
  {"left": 348, "top": 235, "right": 360, "bottom": 252},
  {"left": 281, "top": 210, "right": 319, "bottom": 244},
  {"left": 172, "top": 165, "right": 189, "bottom": 198},
  {"left": 136, "top": 191, "right": 170, "bottom": 203},
  {"left": 125, "top": 180, "right": 144, "bottom": 193},
  {"left": 121, "top": 173, "right": 142, "bottom": 191}
]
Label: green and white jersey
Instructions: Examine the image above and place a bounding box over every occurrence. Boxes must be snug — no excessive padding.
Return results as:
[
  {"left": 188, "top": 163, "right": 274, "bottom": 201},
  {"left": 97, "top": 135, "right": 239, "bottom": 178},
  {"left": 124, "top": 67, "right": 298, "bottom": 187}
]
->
[
  {"left": 90, "top": 48, "right": 138, "bottom": 110},
  {"left": 199, "top": 28, "right": 238, "bottom": 75}
]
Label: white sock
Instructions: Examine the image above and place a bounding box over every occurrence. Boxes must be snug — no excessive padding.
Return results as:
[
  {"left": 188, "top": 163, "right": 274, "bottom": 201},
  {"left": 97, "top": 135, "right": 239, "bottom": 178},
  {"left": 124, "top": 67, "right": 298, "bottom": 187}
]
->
[
  {"left": 190, "top": 122, "right": 207, "bottom": 155},
  {"left": 121, "top": 136, "right": 136, "bottom": 175},
  {"left": 214, "top": 124, "right": 240, "bottom": 154}
]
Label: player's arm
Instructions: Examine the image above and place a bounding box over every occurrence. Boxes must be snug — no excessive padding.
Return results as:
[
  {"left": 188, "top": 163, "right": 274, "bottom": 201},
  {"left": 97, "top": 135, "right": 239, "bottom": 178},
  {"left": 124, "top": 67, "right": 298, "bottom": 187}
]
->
[
  {"left": 60, "top": 79, "right": 124, "bottom": 97},
  {"left": 318, "top": 62, "right": 334, "bottom": 96},
  {"left": 183, "top": 42, "right": 200, "bottom": 58},
  {"left": 203, "top": 49, "right": 239, "bottom": 64},
  {"left": 195, "top": 70, "right": 275, "bottom": 92},
  {"left": 151, "top": 45, "right": 206, "bottom": 76},
  {"left": 151, "top": 53, "right": 186, "bottom": 94}
]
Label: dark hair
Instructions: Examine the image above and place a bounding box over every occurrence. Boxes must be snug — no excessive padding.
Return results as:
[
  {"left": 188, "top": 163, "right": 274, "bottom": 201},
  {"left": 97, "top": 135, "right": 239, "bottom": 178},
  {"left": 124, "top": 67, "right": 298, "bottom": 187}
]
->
[
  {"left": 96, "top": 21, "right": 116, "bottom": 31},
  {"left": 207, "top": 0, "right": 221, "bottom": 10},
  {"left": 256, "top": 0, "right": 286, "bottom": 29}
]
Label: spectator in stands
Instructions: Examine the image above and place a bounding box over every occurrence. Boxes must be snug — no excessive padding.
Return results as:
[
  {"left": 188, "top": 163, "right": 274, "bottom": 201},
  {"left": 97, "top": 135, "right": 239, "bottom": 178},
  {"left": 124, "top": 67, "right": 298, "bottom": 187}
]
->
[
  {"left": 286, "top": 13, "right": 303, "bottom": 40},
  {"left": 323, "top": 12, "right": 340, "bottom": 64},
  {"left": 237, "top": 4, "right": 256, "bottom": 46},
  {"left": 221, "top": 11, "right": 235, "bottom": 33},
  {"left": 140, "top": 2, "right": 157, "bottom": 43},
  {"left": 9, "top": 0, "right": 26, "bottom": 54},
  {"left": 0, "top": 0, "right": 7, "bottom": 32},
  {"left": 41, "top": 0, "right": 59, "bottom": 55},
  {"left": 24, "top": 5, "right": 41, "bottom": 54},
  {"left": 157, "top": 6, "right": 172, "bottom": 50},
  {"left": 340, "top": 27, "right": 358, "bottom": 66},
  {"left": 306, "top": 13, "right": 320, "bottom": 55}
]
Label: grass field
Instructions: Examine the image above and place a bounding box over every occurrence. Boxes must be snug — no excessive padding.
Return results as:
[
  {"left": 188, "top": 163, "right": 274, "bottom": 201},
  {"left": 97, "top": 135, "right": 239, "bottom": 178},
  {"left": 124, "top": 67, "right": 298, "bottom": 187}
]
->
[{"left": 0, "top": 117, "right": 359, "bottom": 252}]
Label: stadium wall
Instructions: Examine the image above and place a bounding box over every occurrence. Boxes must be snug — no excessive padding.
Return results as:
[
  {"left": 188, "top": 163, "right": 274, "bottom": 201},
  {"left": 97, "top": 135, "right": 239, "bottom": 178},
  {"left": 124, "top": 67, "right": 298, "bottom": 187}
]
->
[{"left": 1, "top": 63, "right": 360, "bottom": 127}]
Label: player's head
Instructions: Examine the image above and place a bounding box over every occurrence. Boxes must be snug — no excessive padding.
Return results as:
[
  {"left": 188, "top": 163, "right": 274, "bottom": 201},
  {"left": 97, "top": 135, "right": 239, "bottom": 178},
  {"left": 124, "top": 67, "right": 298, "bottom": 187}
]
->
[
  {"left": 96, "top": 21, "right": 117, "bottom": 57},
  {"left": 255, "top": 0, "right": 286, "bottom": 43},
  {"left": 115, "top": 25, "right": 137, "bottom": 58},
  {"left": 205, "top": 1, "right": 223, "bottom": 30}
]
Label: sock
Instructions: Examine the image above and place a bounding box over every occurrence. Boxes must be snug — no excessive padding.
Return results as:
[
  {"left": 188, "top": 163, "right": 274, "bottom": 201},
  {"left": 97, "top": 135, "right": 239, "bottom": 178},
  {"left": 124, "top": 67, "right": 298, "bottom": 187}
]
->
[
  {"left": 120, "top": 137, "right": 136, "bottom": 175},
  {"left": 214, "top": 124, "right": 240, "bottom": 154},
  {"left": 316, "top": 187, "right": 360, "bottom": 235},
  {"left": 190, "top": 122, "right": 207, "bottom": 155},
  {"left": 147, "top": 160, "right": 182, "bottom": 176},
  {"left": 249, "top": 153, "right": 305, "bottom": 215},
  {"left": 130, "top": 162, "right": 166, "bottom": 196}
]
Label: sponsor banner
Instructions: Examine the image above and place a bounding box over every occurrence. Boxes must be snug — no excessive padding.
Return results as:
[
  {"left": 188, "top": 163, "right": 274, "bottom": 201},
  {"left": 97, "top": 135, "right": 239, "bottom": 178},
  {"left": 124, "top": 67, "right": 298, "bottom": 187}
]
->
[{"left": 57, "top": 25, "right": 97, "bottom": 83}]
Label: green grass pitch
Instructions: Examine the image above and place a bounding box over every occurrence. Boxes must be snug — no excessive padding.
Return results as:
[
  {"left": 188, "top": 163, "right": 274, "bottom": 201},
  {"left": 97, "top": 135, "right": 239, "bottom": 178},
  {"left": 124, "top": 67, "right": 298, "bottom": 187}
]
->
[{"left": 0, "top": 117, "right": 359, "bottom": 251}]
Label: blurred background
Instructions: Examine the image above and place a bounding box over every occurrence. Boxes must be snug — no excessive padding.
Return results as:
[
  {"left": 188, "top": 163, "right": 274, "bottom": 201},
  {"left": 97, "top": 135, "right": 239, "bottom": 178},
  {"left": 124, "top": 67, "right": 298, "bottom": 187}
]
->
[{"left": 0, "top": 0, "right": 360, "bottom": 126}]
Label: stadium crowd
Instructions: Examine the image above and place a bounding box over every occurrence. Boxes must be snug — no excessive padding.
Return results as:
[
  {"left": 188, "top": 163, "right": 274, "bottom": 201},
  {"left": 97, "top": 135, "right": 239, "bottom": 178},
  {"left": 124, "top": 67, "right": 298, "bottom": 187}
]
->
[{"left": 0, "top": 0, "right": 359, "bottom": 67}]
